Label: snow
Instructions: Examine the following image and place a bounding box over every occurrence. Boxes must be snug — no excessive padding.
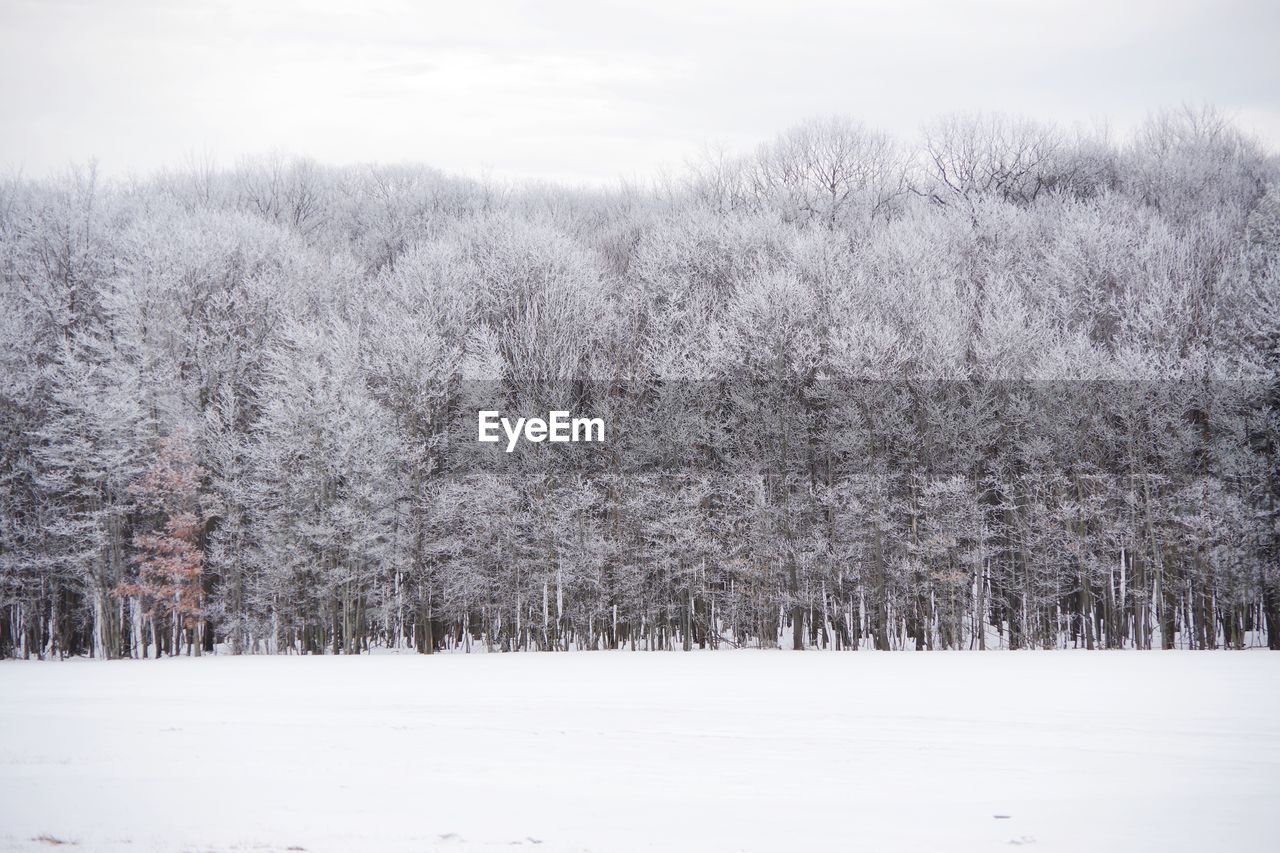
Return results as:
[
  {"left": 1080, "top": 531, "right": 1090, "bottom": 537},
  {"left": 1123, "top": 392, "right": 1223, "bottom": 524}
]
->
[{"left": 1, "top": 651, "right": 1276, "bottom": 852}]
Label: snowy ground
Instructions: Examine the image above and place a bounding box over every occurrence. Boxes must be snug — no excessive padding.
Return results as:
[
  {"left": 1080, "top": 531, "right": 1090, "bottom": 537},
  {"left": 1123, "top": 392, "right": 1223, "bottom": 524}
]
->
[{"left": 0, "top": 651, "right": 1276, "bottom": 853}]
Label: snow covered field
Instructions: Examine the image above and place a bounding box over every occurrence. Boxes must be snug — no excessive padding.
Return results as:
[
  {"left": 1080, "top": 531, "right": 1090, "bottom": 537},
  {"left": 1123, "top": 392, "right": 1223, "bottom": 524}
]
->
[{"left": 1, "top": 652, "right": 1276, "bottom": 853}]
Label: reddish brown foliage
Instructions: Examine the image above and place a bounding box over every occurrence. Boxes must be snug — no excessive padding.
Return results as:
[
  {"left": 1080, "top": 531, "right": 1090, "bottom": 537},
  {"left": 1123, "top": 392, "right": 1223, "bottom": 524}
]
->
[{"left": 118, "top": 434, "right": 207, "bottom": 628}]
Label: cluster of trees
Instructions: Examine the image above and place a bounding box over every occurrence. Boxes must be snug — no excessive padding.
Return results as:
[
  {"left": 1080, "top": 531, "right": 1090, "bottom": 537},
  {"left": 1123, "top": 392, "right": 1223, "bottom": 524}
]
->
[{"left": 1, "top": 106, "right": 1277, "bottom": 658}]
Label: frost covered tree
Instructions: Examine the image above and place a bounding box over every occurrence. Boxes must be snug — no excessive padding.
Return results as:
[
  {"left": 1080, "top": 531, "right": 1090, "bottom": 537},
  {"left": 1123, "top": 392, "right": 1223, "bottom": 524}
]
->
[{"left": 1, "top": 107, "right": 1277, "bottom": 657}]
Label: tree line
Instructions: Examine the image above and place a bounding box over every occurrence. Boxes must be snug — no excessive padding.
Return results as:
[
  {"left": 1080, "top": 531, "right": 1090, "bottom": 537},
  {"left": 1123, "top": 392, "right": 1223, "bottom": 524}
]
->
[{"left": 1, "top": 106, "right": 1277, "bottom": 658}]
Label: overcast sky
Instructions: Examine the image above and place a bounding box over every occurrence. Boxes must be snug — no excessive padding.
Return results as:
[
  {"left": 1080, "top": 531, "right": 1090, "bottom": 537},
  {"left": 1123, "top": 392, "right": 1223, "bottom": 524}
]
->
[{"left": 2, "top": 0, "right": 1278, "bottom": 185}]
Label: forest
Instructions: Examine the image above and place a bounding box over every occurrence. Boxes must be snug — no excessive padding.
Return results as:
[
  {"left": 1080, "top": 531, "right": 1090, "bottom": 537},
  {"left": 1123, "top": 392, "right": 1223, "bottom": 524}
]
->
[{"left": 1, "top": 106, "right": 1277, "bottom": 658}]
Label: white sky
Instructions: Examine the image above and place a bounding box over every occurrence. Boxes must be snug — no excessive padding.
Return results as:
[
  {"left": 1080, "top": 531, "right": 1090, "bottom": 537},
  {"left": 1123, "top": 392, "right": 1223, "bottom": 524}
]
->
[{"left": 2, "top": 0, "right": 1278, "bottom": 185}]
